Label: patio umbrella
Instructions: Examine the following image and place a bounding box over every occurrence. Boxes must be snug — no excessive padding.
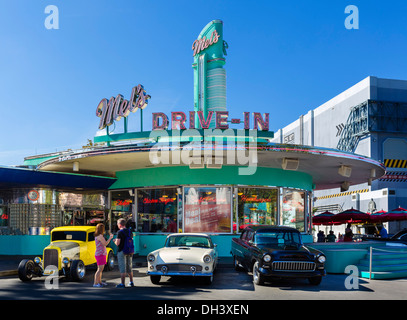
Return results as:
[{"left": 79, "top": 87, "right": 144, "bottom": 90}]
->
[
  {"left": 332, "top": 208, "right": 371, "bottom": 224},
  {"left": 369, "top": 209, "right": 388, "bottom": 223},
  {"left": 312, "top": 211, "right": 337, "bottom": 225},
  {"left": 384, "top": 206, "right": 407, "bottom": 222}
]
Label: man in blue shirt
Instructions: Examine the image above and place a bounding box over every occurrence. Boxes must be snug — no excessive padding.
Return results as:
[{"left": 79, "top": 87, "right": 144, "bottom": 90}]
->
[{"left": 379, "top": 225, "right": 388, "bottom": 238}]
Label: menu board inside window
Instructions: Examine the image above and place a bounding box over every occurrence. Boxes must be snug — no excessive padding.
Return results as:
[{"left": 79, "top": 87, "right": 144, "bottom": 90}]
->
[{"left": 184, "top": 187, "right": 231, "bottom": 233}]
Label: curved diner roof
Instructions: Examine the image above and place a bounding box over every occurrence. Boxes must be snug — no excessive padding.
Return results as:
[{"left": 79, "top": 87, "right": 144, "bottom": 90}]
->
[{"left": 34, "top": 138, "right": 386, "bottom": 191}]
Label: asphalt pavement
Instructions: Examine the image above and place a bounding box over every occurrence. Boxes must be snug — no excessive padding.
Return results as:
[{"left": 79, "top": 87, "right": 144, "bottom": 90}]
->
[{"left": 1, "top": 254, "right": 407, "bottom": 303}]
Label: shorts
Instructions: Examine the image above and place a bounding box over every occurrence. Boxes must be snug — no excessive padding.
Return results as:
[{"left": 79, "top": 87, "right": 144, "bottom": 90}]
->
[
  {"left": 95, "top": 255, "right": 107, "bottom": 266},
  {"left": 117, "top": 251, "right": 133, "bottom": 274}
]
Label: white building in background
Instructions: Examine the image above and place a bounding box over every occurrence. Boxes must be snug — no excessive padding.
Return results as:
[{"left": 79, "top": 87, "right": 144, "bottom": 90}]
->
[{"left": 271, "top": 76, "right": 407, "bottom": 234}]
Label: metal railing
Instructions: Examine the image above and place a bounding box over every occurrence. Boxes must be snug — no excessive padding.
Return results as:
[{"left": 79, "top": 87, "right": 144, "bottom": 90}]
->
[{"left": 368, "top": 246, "right": 407, "bottom": 280}]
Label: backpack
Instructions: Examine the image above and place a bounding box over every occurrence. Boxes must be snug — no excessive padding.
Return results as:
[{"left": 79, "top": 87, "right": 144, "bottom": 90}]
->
[{"left": 121, "top": 228, "right": 135, "bottom": 254}]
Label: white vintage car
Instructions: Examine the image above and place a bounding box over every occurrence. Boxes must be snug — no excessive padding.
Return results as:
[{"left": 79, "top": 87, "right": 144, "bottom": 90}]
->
[{"left": 147, "top": 233, "right": 218, "bottom": 285}]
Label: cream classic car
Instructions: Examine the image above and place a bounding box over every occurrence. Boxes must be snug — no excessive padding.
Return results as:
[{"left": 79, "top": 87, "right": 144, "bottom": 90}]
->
[{"left": 147, "top": 233, "right": 218, "bottom": 285}]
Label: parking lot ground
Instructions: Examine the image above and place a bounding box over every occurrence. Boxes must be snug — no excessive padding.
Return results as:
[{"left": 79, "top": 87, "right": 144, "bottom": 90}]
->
[{"left": 1, "top": 256, "right": 407, "bottom": 302}]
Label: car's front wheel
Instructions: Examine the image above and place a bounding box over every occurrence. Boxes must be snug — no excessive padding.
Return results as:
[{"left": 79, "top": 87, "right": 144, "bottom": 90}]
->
[
  {"left": 70, "top": 259, "right": 86, "bottom": 281},
  {"left": 104, "top": 251, "right": 115, "bottom": 271},
  {"left": 203, "top": 274, "right": 213, "bottom": 285},
  {"left": 18, "top": 259, "right": 35, "bottom": 282},
  {"left": 252, "top": 261, "right": 265, "bottom": 286},
  {"left": 308, "top": 276, "right": 322, "bottom": 286},
  {"left": 150, "top": 275, "right": 161, "bottom": 284}
]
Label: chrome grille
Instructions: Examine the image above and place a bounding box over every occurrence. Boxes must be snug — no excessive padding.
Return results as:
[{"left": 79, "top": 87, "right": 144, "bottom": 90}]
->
[
  {"left": 156, "top": 264, "right": 203, "bottom": 272},
  {"left": 272, "top": 261, "right": 316, "bottom": 272},
  {"left": 43, "top": 249, "right": 59, "bottom": 269}
]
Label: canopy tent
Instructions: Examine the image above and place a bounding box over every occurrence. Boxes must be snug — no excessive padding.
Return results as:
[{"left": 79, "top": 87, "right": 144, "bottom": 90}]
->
[
  {"left": 369, "top": 207, "right": 407, "bottom": 223},
  {"left": 331, "top": 208, "right": 371, "bottom": 225},
  {"left": 312, "top": 211, "right": 339, "bottom": 225}
]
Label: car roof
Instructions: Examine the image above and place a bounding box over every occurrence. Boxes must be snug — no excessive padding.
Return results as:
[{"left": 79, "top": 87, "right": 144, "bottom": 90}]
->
[
  {"left": 243, "top": 225, "right": 300, "bottom": 233},
  {"left": 51, "top": 226, "right": 96, "bottom": 233}
]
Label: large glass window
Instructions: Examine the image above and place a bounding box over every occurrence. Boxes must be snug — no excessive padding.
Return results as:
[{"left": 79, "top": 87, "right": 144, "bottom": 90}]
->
[
  {"left": 184, "top": 187, "right": 231, "bottom": 233},
  {"left": 237, "top": 188, "right": 278, "bottom": 231},
  {"left": 281, "top": 189, "right": 305, "bottom": 232},
  {"left": 111, "top": 190, "right": 134, "bottom": 232},
  {"left": 137, "top": 188, "right": 178, "bottom": 233}
]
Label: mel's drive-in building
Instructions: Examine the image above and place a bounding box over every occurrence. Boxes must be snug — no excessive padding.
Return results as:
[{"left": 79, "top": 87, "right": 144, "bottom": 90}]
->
[{"left": 0, "top": 21, "right": 388, "bottom": 257}]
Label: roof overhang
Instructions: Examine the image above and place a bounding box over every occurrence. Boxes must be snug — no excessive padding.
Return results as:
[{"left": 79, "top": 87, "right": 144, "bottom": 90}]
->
[
  {"left": 35, "top": 142, "right": 385, "bottom": 191},
  {"left": 0, "top": 166, "right": 117, "bottom": 191}
]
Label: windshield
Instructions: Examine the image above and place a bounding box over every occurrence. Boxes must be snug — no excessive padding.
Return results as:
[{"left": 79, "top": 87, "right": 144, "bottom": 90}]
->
[
  {"left": 254, "top": 230, "right": 302, "bottom": 248},
  {"left": 165, "top": 235, "right": 212, "bottom": 248},
  {"left": 52, "top": 231, "right": 87, "bottom": 242}
]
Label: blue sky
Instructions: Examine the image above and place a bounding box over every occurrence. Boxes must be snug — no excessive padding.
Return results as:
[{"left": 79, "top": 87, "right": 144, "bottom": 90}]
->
[{"left": 0, "top": 0, "right": 406, "bottom": 165}]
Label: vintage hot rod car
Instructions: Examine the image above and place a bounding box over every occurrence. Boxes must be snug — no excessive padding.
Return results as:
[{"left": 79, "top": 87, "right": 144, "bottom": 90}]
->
[
  {"left": 231, "top": 225, "right": 326, "bottom": 285},
  {"left": 147, "top": 233, "right": 218, "bottom": 285},
  {"left": 18, "top": 226, "right": 115, "bottom": 282}
]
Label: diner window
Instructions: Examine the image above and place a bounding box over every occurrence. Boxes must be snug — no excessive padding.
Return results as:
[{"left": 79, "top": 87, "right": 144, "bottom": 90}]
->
[
  {"left": 184, "top": 187, "right": 232, "bottom": 233},
  {"left": 111, "top": 190, "right": 134, "bottom": 232},
  {"left": 137, "top": 188, "right": 177, "bottom": 233},
  {"left": 281, "top": 189, "right": 305, "bottom": 232},
  {"left": 0, "top": 206, "right": 8, "bottom": 227},
  {"left": 237, "top": 188, "right": 278, "bottom": 232}
]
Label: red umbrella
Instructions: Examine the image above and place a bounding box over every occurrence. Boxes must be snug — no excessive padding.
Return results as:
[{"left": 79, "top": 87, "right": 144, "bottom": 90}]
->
[
  {"left": 369, "top": 210, "right": 387, "bottom": 223},
  {"left": 332, "top": 208, "right": 371, "bottom": 224},
  {"left": 384, "top": 206, "right": 407, "bottom": 222},
  {"left": 312, "top": 211, "right": 338, "bottom": 225}
]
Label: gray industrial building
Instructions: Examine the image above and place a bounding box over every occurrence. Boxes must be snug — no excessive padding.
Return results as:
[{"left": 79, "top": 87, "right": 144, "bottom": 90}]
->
[{"left": 271, "top": 76, "right": 407, "bottom": 234}]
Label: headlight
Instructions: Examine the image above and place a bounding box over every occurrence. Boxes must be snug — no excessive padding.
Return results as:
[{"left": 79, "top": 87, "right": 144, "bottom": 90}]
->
[
  {"left": 147, "top": 254, "right": 155, "bottom": 262},
  {"left": 62, "top": 257, "right": 69, "bottom": 264},
  {"left": 203, "top": 255, "right": 212, "bottom": 263},
  {"left": 34, "top": 257, "right": 41, "bottom": 264},
  {"left": 317, "top": 255, "right": 326, "bottom": 263},
  {"left": 263, "top": 254, "right": 271, "bottom": 262}
]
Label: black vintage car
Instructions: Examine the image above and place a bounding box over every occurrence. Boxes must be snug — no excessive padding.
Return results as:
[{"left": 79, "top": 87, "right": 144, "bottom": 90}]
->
[{"left": 231, "top": 225, "right": 326, "bottom": 285}]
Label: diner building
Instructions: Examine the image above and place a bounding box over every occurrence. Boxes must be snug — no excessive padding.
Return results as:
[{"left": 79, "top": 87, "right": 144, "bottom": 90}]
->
[{"left": 0, "top": 21, "right": 385, "bottom": 256}]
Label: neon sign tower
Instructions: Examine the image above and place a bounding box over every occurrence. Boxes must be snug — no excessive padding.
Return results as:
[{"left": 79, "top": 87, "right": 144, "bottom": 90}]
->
[{"left": 192, "top": 20, "right": 228, "bottom": 128}]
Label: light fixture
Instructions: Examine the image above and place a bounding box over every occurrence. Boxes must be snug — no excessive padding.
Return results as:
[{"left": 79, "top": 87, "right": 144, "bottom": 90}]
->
[
  {"left": 341, "top": 181, "right": 350, "bottom": 192},
  {"left": 338, "top": 165, "right": 352, "bottom": 177},
  {"left": 282, "top": 158, "right": 299, "bottom": 170}
]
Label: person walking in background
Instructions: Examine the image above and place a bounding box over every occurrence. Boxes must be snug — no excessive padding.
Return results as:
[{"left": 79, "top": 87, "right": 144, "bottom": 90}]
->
[
  {"left": 344, "top": 223, "right": 354, "bottom": 242},
  {"left": 326, "top": 230, "right": 336, "bottom": 242},
  {"left": 379, "top": 225, "right": 388, "bottom": 238},
  {"left": 93, "top": 223, "right": 113, "bottom": 287},
  {"left": 114, "top": 218, "right": 134, "bottom": 288},
  {"left": 317, "top": 230, "right": 325, "bottom": 242}
]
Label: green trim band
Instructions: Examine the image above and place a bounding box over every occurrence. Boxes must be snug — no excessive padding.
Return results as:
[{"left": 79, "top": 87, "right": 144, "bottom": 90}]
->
[{"left": 109, "top": 166, "right": 313, "bottom": 191}]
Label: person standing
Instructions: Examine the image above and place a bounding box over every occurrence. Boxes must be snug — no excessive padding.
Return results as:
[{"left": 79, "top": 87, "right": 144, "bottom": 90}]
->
[
  {"left": 114, "top": 218, "right": 134, "bottom": 288},
  {"left": 326, "top": 230, "right": 337, "bottom": 242},
  {"left": 93, "top": 223, "right": 113, "bottom": 287}
]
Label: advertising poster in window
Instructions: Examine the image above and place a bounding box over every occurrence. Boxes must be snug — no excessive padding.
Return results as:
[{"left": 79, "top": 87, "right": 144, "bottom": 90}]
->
[
  {"left": 282, "top": 190, "right": 305, "bottom": 232},
  {"left": 184, "top": 187, "right": 231, "bottom": 233}
]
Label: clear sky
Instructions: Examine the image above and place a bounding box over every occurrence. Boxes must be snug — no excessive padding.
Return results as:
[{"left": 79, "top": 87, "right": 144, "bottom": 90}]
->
[{"left": 1, "top": 0, "right": 406, "bottom": 165}]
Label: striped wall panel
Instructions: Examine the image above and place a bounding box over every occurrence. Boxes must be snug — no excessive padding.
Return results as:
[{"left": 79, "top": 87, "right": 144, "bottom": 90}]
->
[
  {"left": 315, "top": 189, "right": 369, "bottom": 201},
  {"left": 384, "top": 159, "right": 407, "bottom": 168}
]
